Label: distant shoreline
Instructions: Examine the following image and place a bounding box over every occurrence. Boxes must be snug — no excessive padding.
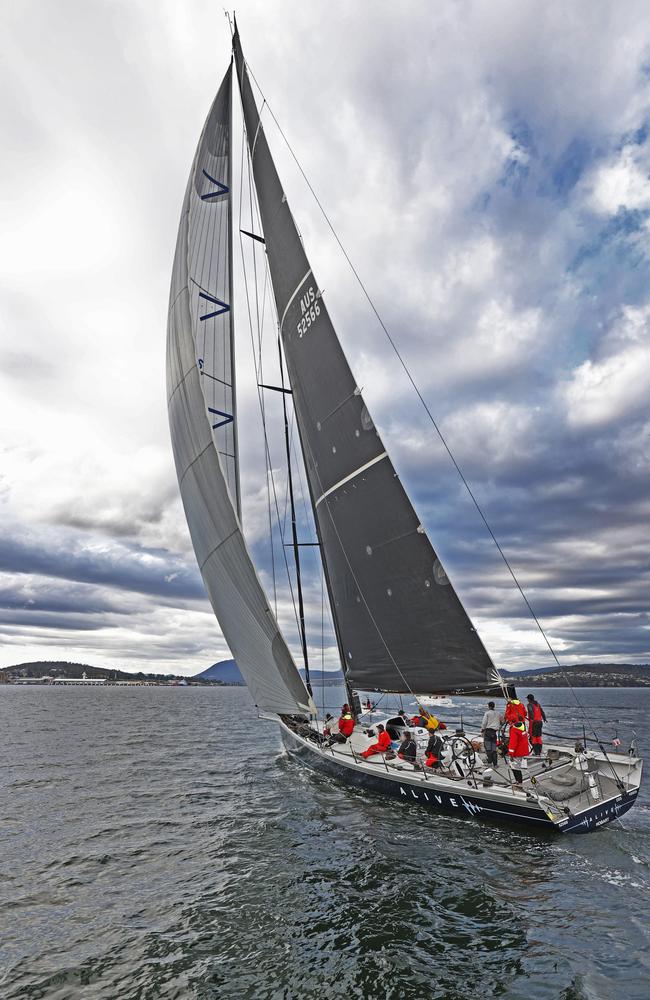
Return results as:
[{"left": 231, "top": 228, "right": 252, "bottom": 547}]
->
[
  {"left": 0, "top": 679, "right": 246, "bottom": 688},
  {"left": 3, "top": 682, "right": 650, "bottom": 692}
]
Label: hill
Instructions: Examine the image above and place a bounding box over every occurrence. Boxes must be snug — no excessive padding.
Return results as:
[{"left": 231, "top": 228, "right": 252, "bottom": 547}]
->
[
  {"left": 191, "top": 660, "right": 344, "bottom": 686},
  {"left": 193, "top": 659, "right": 244, "bottom": 684},
  {"left": 503, "top": 662, "right": 650, "bottom": 688},
  {"left": 0, "top": 661, "right": 177, "bottom": 682}
]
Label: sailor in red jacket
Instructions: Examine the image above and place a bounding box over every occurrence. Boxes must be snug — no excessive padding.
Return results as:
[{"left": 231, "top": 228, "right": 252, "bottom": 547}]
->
[
  {"left": 507, "top": 721, "right": 530, "bottom": 787},
  {"left": 337, "top": 709, "right": 355, "bottom": 740},
  {"left": 526, "top": 694, "right": 547, "bottom": 756},
  {"left": 361, "top": 724, "right": 392, "bottom": 758},
  {"left": 504, "top": 697, "right": 527, "bottom": 726}
]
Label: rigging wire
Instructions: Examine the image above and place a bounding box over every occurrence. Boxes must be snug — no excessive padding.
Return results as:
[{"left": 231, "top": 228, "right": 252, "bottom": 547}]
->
[
  {"left": 242, "top": 62, "right": 626, "bottom": 768},
  {"left": 236, "top": 118, "right": 305, "bottom": 647},
  {"left": 237, "top": 124, "right": 277, "bottom": 617}
]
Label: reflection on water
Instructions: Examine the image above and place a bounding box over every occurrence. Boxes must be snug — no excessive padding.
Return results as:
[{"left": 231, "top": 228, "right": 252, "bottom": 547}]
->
[{"left": 1, "top": 685, "right": 648, "bottom": 999}]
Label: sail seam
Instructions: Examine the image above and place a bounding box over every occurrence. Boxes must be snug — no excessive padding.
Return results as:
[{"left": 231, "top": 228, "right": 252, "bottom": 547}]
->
[
  {"left": 178, "top": 441, "right": 213, "bottom": 488},
  {"left": 168, "top": 285, "right": 187, "bottom": 317},
  {"left": 279, "top": 268, "right": 312, "bottom": 331},
  {"left": 199, "top": 528, "right": 239, "bottom": 572},
  {"left": 315, "top": 452, "right": 388, "bottom": 508},
  {"left": 167, "top": 359, "right": 201, "bottom": 408}
]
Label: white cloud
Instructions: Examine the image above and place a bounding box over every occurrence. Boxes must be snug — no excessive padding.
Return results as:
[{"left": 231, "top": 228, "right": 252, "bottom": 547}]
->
[
  {"left": 440, "top": 400, "right": 537, "bottom": 471},
  {"left": 589, "top": 146, "right": 650, "bottom": 215},
  {"left": 564, "top": 304, "right": 650, "bottom": 427}
]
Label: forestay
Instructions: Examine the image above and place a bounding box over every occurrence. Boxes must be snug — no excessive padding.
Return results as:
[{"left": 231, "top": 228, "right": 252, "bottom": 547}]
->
[
  {"left": 167, "top": 65, "right": 314, "bottom": 715},
  {"left": 233, "top": 31, "right": 501, "bottom": 695}
]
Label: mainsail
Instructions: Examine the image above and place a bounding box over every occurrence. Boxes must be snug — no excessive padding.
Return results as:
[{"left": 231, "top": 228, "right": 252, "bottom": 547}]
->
[
  {"left": 167, "top": 65, "right": 314, "bottom": 715},
  {"left": 233, "top": 31, "right": 501, "bottom": 695}
]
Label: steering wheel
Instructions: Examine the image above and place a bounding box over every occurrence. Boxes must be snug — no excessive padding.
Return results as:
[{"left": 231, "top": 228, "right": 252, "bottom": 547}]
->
[{"left": 444, "top": 734, "right": 477, "bottom": 774}]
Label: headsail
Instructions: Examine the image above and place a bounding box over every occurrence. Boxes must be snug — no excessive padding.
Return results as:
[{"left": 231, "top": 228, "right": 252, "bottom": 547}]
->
[
  {"left": 233, "top": 31, "right": 501, "bottom": 695},
  {"left": 167, "top": 64, "right": 314, "bottom": 715}
]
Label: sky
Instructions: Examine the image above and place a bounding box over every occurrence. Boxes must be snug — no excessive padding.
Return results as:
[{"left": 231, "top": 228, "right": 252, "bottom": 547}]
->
[{"left": 1, "top": 0, "right": 649, "bottom": 677}]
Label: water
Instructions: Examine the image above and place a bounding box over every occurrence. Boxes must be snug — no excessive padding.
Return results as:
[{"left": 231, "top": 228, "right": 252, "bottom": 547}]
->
[{"left": 1, "top": 685, "right": 649, "bottom": 999}]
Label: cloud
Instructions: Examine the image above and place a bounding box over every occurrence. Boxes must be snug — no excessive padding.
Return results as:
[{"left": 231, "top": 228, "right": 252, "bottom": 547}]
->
[
  {"left": 0, "top": 527, "right": 204, "bottom": 601},
  {"left": 1, "top": 0, "right": 650, "bottom": 675},
  {"left": 563, "top": 304, "right": 650, "bottom": 427},
  {"left": 589, "top": 146, "right": 650, "bottom": 215}
]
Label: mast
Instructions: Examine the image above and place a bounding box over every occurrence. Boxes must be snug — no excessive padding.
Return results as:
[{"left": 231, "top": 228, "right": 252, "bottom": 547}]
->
[
  {"left": 277, "top": 337, "right": 311, "bottom": 695},
  {"left": 233, "top": 25, "right": 501, "bottom": 697}
]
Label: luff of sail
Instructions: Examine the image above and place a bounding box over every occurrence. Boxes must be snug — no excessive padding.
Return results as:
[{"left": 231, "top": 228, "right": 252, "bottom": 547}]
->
[
  {"left": 233, "top": 31, "right": 501, "bottom": 695},
  {"left": 167, "top": 64, "right": 314, "bottom": 715}
]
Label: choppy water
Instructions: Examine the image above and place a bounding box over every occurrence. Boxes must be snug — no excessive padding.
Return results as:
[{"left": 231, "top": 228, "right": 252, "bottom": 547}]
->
[{"left": 1, "top": 685, "right": 649, "bottom": 999}]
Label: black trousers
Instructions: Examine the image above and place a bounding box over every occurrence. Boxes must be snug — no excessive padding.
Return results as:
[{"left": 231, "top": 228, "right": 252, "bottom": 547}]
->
[{"left": 483, "top": 730, "right": 498, "bottom": 765}]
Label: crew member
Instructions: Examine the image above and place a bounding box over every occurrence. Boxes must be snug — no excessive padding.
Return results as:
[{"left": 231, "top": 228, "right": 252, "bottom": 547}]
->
[
  {"left": 425, "top": 731, "right": 444, "bottom": 769},
  {"left": 504, "top": 696, "right": 527, "bottom": 727},
  {"left": 397, "top": 731, "right": 417, "bottom": 763},
  {"left": 507, "top": 721, "right": 530, "bottom": 787},
  {"left": 526, "top": 694, "right": 547, "bottom": 756},
  {"left": 361, "top": 724, "right": 392, "bottom": 759},
  {"left": 414, "top": 706, "right": 447, "bottom": 732},
  {"left": 338, "top": 707, "right": 355, "bottom": 740},
  {"left": 481, "top": 700, "right": 501, "bottom": 766}
]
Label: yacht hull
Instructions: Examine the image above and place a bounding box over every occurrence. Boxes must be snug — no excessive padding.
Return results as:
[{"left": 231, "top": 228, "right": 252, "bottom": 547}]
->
[{"left": 280, "top": 722, "right": 638, "bottom": 835}]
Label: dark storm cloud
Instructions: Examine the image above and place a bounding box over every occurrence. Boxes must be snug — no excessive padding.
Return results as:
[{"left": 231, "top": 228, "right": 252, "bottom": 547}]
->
[
  {"left": 0, "top": 580, "right": 128, "bottom": 616},
  {"left": 0, "top": 529, "right": 204, "bottom": 601},
  {"left": 0, "top": 610, "right": 106, "bottom": 631}
]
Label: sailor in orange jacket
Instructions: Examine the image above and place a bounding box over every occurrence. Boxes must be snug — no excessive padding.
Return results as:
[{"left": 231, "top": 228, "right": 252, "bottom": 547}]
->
[
  {"left": 337, "top": 710, "right": 355, "bottom": 739},
  {"left": 507, "top": 721, "right": 530, "bottom": 787},
  {"left": 504, "top": 697, "right": 527, "bottom": 726},
  {"left": 361, "top": 724, "right": 392, "bottom": 758}
]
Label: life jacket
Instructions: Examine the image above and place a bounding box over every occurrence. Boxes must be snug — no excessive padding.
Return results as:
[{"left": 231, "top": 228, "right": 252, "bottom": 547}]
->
[
  {"left": 338, "top": 713, "right": 355, "bottom": 737},
  {"left": 426, "top": 715, "right": 441, "bottom": 732},
  {"left": 528, "top": 701, "right": 545, "bottom": 723},
  {"left": 504, "top": 700, "right": 527, "bottom": 725},
  {"left": 508, "top": 724, "right": 530, "bottom": 758}
]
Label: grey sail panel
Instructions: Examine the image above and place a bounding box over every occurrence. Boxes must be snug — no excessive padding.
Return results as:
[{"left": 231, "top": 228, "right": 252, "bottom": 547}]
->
[
  {"left": 187, "top": 67, "right": 239, "bottom": 515},
  {"left": 233, "top": 33, "right": 500, "bottom": 694},
  {"left": 167, "top": 64, "right": 314, "bottom": 715}
]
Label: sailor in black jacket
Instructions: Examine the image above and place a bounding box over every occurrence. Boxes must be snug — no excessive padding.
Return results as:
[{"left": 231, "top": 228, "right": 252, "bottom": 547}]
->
[{"left": 397, "top": 732, "right": 417, "bottom": 763}]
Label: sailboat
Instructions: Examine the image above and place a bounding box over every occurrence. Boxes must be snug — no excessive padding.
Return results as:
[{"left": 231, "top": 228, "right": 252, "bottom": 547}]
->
[{"left": 166, "top": 22, "right": 642, "bottom": 833}]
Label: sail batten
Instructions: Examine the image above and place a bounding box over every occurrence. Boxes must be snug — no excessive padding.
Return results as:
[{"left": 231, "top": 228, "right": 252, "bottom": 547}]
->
[
  {"left": 233, "top": 32, "right": 501, "bottom": 696},
  {"left": 167, "top": 65, "right": 314, "bottom": 716}
]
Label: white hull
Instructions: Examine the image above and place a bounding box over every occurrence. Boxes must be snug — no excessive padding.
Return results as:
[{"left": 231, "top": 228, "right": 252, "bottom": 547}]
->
[{"left": 414, "top": 695, "right": 454, "bottom": 707}]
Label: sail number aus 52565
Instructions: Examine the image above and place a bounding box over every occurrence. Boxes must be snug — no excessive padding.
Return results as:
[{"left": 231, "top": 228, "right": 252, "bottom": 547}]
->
[{"left": 297, "top": 285, "right": 320, "bottom": 337}]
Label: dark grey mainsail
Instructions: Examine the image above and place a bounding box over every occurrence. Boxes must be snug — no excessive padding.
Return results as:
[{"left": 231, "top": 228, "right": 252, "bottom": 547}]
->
[
  {"left": 233, "top": 31, "right": 501, "bottom": 695},
  {"left": 167, "top": 64, "right": 314, "bottom": 715}
]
